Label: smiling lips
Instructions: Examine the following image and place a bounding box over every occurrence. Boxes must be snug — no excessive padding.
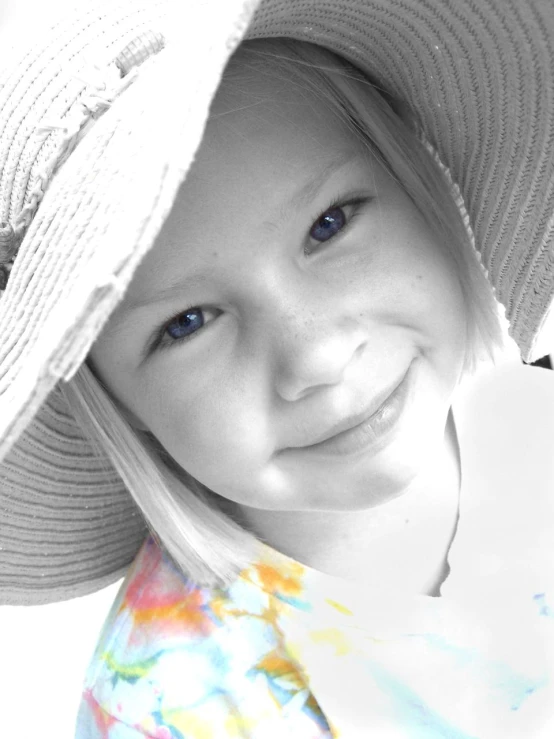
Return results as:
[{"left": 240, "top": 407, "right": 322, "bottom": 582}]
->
[{"left": 292, "top": 363, "right": 412, "bottom": 451}]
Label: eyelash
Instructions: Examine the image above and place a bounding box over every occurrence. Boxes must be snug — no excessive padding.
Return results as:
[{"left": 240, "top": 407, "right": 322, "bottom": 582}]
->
[{"left": 149, "top": 193, "right": 370, "bottom": 354}]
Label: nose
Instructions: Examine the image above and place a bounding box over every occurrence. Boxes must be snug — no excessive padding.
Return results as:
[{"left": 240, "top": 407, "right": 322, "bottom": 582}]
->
[{"left": 271, "top": 303, "right": 368, "bottom": 402}]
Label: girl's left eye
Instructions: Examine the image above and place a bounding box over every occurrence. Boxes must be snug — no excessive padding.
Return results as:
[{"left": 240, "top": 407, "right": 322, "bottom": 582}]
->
[
  {"left": 306, "top": 197, "right": 367, "bottom": 253},
  {"left": 309, "top": 206, "right": 347, "bottom": 243}
]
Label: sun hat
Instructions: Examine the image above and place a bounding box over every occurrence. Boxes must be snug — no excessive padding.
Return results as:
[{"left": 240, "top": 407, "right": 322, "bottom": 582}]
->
[{"left": 0, "top": 0, "right": 553, "bottom": 606}]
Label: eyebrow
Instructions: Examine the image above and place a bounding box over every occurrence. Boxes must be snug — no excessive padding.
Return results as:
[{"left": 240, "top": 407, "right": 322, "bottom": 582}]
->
[
  {"left": 123, "top": 273, "right": 205, "bottom": 313},
  {"left": 284, "top": 150, "right": 360, "bottom": 211},
  {"left": 108, "top": 149, "right": 362, "bottom": 330}
]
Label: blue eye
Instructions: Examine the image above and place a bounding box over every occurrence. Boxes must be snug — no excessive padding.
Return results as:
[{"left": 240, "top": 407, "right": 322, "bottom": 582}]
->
[
  {"left": 165, "top": 309, "right": 204, "bottom": 340},
  {"left": 309, "top": 206, "right": 346, "bottom": 242}
]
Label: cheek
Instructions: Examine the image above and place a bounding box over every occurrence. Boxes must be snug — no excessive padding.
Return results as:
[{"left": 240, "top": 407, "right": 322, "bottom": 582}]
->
[
  {"left": 140, "top": 367, "right": 275, "bottom": 498},
  {"left": 408, "top": 262, "right": 469, "bottom": 388},
  {"left": 408, "top": 261, "right": 468, "bottom": 373},
  {"left": 412, "top": 262, "right": 467, "bottom": 327},
  {"left": 391, "top": 223, "right": 468, "bottom": 330},
  {"left": 375, "top": 198, "right": 467, "bottom": 330},
  {"left": 360, "top": 242, "right": 466, "bottom": 336},
  {"left": 358, "top": 230, "right": 469, "bottom": 382}
]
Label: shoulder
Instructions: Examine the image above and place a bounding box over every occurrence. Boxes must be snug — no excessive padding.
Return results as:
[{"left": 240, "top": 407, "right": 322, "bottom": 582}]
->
[
  {"left": 79, "top": 536, "right": 270, "bottom": 725},
  {"left": 451, "top": 359, "right": 554, "bottom": 598},
  {"left": 77, "top": 536, "right": 332, "bottom": 737}
]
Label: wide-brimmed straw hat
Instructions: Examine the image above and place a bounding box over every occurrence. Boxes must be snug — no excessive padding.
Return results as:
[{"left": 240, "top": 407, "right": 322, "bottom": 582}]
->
[{"left": 1, "top": 0, "right": 553, "bottom": 606}]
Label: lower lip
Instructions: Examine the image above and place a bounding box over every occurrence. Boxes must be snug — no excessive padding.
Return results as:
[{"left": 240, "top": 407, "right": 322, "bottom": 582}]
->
[{"left": 301, "top": 360, "right": 416, "bottom": 458}]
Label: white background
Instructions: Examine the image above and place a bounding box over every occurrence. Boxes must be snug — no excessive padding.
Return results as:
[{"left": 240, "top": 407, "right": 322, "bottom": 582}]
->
[{"left": 0, "top": 581, "right": 123, "bottom": 736}]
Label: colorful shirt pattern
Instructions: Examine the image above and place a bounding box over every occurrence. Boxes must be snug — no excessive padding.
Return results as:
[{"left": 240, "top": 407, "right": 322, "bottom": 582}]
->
[
  {"left": 76, "top": 362, "right": 554, "bottom": 738},
  {"left": 77, "top": 536, "right": 336, "bottom": 738}
]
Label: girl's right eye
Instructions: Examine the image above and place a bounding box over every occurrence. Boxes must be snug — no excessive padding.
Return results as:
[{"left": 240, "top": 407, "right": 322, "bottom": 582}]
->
[
  {"left": 165, "top": 308, "right": 204, "bottom": 340},
  {"left": 152, "top": 307, "right": 208, "bottom": 352}
]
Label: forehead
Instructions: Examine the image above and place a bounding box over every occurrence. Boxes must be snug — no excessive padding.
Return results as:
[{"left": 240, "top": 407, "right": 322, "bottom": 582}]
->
[
  {"left": 190, "top": 56, "right": 366, "bottom": 196},
  {"left": 105, "top": 55, "right": 373, "bottom": 322}
]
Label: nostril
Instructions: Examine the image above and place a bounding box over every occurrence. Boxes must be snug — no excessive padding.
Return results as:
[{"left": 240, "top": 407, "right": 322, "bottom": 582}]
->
[{"left": 273, "top": 331, "right": 368, "bottom": 402}]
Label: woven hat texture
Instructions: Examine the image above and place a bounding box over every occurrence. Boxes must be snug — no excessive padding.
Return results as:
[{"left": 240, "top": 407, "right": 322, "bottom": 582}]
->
[{"left": 0, "top": 0, "right": 553, "bottom": 604}]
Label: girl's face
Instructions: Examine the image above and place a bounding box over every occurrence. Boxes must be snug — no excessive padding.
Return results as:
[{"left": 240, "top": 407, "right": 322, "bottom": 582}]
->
[{"left": 90, "top": 61, "right": 468, "bottom": 513}]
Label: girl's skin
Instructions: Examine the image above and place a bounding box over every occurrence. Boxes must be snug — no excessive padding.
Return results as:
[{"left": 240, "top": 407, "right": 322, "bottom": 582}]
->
[{"left": 91, "top": 60, "right": 467, "bottom": 595}]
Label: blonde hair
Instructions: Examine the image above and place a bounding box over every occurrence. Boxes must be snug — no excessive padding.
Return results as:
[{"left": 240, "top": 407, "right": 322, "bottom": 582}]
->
[
  {"left": 63, "top": 38, "right": 505, "bottom": 588},
  {"left": 62, "top": 363, "right": 260, "bottom": 590}
]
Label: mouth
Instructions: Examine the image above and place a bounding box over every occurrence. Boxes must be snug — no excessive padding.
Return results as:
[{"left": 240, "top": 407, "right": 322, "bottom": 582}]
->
[{"left": 289, "top": 360, "right": 416, "bottom": 458}]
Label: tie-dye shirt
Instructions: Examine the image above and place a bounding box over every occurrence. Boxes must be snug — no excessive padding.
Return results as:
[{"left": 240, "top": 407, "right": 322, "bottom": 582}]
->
[{"left": 76, "top": 363, "right": 554, "bottom": 738}]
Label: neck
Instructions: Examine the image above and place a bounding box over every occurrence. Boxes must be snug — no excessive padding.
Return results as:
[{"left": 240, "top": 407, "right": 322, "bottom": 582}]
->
[{"left": 233, "top": 409, "right": 461, "bottom": 596}]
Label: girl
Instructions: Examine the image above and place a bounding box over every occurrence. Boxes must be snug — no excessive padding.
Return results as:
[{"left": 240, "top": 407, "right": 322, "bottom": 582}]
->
[{"left": 1, "top": 1, "right": 553, "bottom": 736}]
